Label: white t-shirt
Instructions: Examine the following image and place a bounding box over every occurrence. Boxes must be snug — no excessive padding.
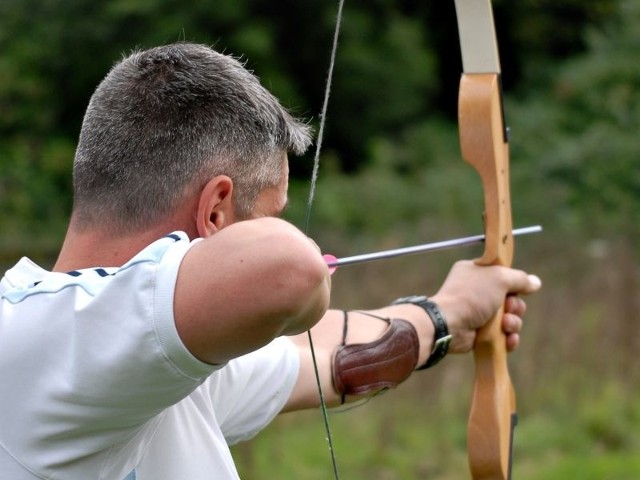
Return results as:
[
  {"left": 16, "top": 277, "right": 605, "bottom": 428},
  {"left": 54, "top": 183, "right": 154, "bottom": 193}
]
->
[{"left": 0, "top": 233, "right": 299, "bottom": 480}]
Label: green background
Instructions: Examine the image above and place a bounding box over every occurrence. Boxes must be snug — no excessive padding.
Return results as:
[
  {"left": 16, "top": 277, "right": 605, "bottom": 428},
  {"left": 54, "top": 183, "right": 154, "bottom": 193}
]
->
[{"left": 1, "top": 0, "right": 639, "bottom": 477}]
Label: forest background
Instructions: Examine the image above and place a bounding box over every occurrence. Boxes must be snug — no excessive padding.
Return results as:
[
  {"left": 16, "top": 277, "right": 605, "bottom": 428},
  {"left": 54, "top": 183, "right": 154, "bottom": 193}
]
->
[{"left": 1, "top": 0, "right": 639, "bottom": 478}]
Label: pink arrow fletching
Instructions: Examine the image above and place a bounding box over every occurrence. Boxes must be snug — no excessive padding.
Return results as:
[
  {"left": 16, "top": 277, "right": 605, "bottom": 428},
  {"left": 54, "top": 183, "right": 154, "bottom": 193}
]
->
[{"left": 323, "top": 254, "right": 338, "bottom": 275}]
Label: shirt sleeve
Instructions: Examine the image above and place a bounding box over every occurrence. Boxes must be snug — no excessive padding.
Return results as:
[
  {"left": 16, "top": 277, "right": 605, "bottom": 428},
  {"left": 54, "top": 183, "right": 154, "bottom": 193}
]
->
[
  {"left": 152, "top": 235, "right": 219, "bottom": 380},
  {"left": 206, "top": 336, "right": 300, "bottom": 445}
]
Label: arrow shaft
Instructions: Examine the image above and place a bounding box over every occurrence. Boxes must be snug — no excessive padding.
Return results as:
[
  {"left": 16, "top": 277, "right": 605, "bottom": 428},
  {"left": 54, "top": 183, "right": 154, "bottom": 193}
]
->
[{"left": 327, "top": 225, "right": 541, "bottom": 267}]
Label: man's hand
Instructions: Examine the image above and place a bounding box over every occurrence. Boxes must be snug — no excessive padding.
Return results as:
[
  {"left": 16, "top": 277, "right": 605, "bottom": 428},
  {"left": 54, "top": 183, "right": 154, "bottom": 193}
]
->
[{"left": 431, "top": 260, "right": 542, "bottom": 354}]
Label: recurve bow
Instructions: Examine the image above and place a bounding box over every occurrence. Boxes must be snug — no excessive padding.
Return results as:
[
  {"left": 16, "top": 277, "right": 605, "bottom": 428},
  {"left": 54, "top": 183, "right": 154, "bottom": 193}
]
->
[{"left": 454, "top": 1, "right": 517, "bottom": 478}]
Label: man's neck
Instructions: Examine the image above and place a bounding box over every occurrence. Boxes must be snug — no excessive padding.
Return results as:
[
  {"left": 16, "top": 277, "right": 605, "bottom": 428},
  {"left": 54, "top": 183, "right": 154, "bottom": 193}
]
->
[{"left": 53, "top": 218, "right": 193, "bottom": 272}]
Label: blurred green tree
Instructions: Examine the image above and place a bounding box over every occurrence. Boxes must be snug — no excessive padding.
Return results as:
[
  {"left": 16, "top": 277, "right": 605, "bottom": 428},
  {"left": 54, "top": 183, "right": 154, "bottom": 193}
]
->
[
  {"left": 508, "top": 0, "right": 640, "bottom": 239},
  {"left": 0, "top": 0, "right": 624, "bottom": 250}
]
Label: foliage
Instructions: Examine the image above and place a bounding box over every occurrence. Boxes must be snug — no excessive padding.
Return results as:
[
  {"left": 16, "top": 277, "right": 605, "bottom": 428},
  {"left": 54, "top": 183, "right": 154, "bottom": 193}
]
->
[
  {"left": 508, "top": 0, "right": 640, "bottom": 240},
  {"left": 1, "top": 0, "right": 639, "bottom": 477},
  {"left": 0, "top": 0, "right": 623, "bottom": 250}
]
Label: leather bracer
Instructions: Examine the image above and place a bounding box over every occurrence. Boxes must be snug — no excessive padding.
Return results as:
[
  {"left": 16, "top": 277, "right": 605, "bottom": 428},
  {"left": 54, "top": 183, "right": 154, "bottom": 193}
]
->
[{"left": 331, "top": 318, "right": 420, "bottom": 398}]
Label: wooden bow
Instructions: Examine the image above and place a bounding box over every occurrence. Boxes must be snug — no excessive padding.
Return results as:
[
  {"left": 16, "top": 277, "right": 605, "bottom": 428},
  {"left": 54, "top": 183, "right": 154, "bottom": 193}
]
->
[{"left": 454, "top": 1, "right": 516, "bottom": 478}]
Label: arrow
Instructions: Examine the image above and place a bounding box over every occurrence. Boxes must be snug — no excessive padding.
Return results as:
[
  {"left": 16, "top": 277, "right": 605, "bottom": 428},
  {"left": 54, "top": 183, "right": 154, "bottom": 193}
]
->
[{"left": 323, "top": 225, "right": 541, "bottom": 271}]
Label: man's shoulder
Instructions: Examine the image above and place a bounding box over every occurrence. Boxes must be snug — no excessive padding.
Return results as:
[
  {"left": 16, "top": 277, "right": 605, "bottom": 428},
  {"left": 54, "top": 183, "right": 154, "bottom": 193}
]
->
[{"left": 1, "top": 232, "right": 195, "bottom": 305}]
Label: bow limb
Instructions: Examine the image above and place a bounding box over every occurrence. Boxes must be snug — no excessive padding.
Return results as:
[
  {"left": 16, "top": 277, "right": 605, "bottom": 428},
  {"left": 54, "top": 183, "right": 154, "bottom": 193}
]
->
[{"left": 455, "top": 1, "right": 516, "bottom": 479}]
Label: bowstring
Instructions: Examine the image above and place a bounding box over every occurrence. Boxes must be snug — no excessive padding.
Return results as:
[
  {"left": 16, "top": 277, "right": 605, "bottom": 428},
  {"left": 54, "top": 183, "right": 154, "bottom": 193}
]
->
[{"left": 302, "top": 1, "right": 345, "bottom": 479}]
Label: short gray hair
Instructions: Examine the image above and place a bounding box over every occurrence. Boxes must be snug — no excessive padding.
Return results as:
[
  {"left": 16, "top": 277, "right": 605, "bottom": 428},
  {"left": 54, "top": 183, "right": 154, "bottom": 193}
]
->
[{"left": 72, "top": 42, "right": 312, "bottom": 231}]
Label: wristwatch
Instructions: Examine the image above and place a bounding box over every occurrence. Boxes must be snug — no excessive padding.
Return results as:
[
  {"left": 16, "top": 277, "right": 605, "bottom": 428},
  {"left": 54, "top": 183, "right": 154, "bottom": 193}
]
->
[{"left": 391, "top": 295, "right": 452, "bottom": 369}]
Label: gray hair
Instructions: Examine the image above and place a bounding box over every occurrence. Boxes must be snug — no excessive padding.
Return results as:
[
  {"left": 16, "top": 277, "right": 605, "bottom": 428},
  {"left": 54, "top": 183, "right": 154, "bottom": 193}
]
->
[{"left": 72, "top": 42, "right": 312, "bottom": 232}]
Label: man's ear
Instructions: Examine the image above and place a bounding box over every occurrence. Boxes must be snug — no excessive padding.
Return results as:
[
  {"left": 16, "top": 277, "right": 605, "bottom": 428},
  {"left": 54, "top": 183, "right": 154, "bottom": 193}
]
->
[{"left": 195, "top": 175, "right": 236, "bottom": 238}]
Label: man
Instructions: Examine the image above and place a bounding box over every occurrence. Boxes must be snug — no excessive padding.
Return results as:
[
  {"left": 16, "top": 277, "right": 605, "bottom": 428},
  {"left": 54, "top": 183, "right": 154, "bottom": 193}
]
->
[{"left": 0, "top": 42, "right": 540, "bottom": 479}]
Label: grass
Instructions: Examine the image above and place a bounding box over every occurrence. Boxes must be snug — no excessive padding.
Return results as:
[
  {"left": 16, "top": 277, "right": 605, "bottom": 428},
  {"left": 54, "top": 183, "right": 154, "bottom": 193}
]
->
[{"left": 233, "top": 376, "right": 640, "bottom": 479}]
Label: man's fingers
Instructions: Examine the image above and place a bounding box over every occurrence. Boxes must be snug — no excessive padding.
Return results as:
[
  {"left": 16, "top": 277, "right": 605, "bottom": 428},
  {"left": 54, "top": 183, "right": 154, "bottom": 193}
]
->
[
  {"left": 522, "top": 274, "right": 542, "bottom": 294},
  {"left": 505, "top": 269, "right": 542, "bottom": 296},
  {"left": 505, "top": 333, "right": 520, "bottom": 352},
  {"left": 504, "top": 295, "right": 526, "bottom": 317},
  {"left": 502, "top": 312, "right": 523, "bottom": 335}
]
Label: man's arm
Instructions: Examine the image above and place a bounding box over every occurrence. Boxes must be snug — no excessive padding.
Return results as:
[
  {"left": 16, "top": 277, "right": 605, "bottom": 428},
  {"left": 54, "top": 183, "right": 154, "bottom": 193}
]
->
[
  {"left": 173, "top": 217, "right": 332, "bottom": 365},
  {"left": 283, "top": 260, "right": 541, "bottom": 411}
]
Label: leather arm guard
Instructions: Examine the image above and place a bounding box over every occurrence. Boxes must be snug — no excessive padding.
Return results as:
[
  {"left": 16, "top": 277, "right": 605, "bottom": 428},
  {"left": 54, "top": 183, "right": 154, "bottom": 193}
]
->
[{"left": 331, "top": 317, "right": 420, "bottom": 400}]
